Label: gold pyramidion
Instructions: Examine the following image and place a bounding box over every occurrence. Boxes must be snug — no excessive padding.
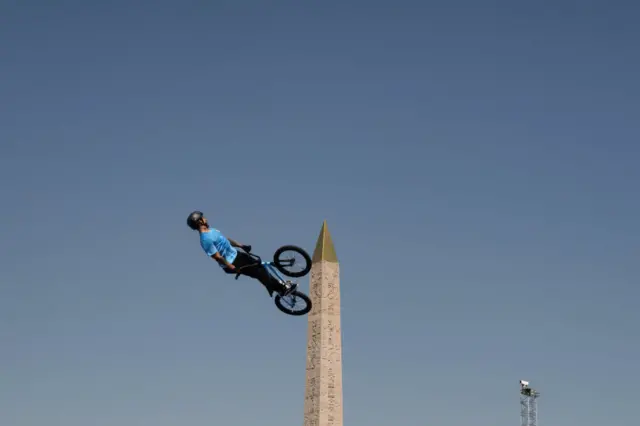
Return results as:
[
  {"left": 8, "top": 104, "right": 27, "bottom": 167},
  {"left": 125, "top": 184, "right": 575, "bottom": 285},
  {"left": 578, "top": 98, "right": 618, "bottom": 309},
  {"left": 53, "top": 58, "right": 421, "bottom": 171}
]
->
[{"left": 311, "top": 220, "right": 338, "bottom": 263}]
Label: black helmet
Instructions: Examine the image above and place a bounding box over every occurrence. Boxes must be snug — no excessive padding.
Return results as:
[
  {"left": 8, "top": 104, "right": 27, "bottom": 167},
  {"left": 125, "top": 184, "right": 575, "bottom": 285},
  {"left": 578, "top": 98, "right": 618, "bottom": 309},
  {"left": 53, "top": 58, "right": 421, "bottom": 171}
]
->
[{"left": 187, "top": 211, "right": 204, "bottom": 230}]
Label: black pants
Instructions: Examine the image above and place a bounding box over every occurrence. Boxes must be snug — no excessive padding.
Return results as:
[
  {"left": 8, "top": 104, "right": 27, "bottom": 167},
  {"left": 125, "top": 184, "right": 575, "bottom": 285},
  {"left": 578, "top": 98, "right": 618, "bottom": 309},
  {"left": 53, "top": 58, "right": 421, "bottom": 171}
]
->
[{"left": 224, "top": 251, "right": 282, "bottom": 294}]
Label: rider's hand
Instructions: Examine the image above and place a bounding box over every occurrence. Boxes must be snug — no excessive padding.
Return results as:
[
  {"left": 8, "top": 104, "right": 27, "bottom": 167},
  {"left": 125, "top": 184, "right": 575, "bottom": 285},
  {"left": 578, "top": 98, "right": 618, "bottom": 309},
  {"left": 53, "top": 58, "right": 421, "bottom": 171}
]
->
[
  {"left": 242, "top": 245, "right": 252, "bottom": 253},
  {"left": 226, "top": 264, "right": 236, "bottom": 271}
]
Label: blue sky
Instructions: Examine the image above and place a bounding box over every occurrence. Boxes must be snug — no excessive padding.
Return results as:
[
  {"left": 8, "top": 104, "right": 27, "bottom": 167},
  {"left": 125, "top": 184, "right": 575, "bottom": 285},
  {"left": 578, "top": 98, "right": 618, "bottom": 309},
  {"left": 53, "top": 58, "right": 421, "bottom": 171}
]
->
[{"left": 1, "top": 1, "right": 639, "bottom": 425}]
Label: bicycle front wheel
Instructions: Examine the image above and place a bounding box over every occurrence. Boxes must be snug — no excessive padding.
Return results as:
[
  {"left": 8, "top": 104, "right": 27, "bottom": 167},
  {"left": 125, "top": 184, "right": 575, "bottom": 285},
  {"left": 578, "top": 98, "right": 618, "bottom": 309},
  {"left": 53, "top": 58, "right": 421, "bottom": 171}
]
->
[{"left": 273, "top": 245, "right": 312, "bottom": 278}]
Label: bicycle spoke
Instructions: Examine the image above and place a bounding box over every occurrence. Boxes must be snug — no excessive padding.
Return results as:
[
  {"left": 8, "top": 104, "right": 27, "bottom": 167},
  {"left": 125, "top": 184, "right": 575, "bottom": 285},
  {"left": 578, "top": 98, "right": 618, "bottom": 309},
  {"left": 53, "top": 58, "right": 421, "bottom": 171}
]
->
[{"left": 278, "top": 251, "right": 306, "bottom": 273}]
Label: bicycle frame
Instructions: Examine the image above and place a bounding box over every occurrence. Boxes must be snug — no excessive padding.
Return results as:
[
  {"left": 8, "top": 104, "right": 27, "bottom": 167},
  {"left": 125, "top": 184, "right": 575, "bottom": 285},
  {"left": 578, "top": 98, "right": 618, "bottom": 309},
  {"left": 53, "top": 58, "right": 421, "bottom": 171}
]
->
[
  {"left": 234, "top": 252, "right": 294, "bottom": 285},
  {"left": 232, "top": 247, "right": 312, "bottom": 315},
  {"left": 263, "top": 262, "right": 287, "bottom": 284}
]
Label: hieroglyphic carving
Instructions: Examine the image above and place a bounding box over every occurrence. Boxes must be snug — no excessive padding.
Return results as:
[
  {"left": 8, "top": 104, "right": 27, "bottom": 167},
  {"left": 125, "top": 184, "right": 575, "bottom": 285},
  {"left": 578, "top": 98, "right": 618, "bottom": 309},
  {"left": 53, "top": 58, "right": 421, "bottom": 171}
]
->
[{"left": 303, "top": 260, "right": 343, "bottom": 426}]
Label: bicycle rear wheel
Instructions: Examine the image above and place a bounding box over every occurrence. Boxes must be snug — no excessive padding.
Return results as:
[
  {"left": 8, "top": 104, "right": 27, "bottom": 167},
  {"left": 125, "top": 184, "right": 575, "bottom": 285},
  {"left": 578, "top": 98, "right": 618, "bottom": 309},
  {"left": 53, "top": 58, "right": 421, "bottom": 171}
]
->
[{"left": 274, "top": 290, "right": 312, "bottom": 316}]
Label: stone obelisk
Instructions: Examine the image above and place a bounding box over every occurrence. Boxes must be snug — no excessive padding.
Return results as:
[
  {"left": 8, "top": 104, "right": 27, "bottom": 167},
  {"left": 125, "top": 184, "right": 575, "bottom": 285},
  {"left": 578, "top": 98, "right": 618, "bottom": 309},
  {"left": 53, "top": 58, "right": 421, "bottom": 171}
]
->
[{"left": 303, "top": 221, "right": 343, "bottom": 426}]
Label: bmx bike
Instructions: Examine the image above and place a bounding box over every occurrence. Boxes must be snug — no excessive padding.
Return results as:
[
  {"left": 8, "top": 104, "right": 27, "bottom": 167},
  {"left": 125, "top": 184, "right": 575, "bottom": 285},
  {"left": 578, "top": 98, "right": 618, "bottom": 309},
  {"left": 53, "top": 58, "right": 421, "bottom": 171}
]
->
[{"left": 234, "top": 245, "right": 313, "bottom": 316}]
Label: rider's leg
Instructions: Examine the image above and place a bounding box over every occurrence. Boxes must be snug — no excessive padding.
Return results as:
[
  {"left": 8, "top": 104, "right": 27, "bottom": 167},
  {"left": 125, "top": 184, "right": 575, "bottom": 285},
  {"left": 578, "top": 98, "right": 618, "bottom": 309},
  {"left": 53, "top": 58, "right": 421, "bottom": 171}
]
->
[
  {"left": 251, "top": 267, "right": 284, "bottom": 295},
  {"left": 228, "top": 252, "right": 286, "bottom": 295},
  {"left": 247, "top": 266, "right": 296, "bottom": 296}
]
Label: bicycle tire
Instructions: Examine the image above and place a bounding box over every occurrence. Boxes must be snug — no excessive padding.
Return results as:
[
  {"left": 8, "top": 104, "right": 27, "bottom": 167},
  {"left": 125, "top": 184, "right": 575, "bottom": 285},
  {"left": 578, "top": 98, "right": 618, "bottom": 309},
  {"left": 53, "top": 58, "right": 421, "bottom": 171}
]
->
[
  {"left": 273, "top": 245, "right": 312, "bottom": 278},
  {"left": 274, "top": 290, "right": 312, "bottom": 316}
]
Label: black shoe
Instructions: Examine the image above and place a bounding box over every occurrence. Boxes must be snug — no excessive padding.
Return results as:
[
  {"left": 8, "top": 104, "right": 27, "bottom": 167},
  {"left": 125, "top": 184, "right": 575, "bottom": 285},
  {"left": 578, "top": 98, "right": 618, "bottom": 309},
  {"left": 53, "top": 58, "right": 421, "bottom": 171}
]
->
[{"left": 280, "top": 281, "right": 298, "bottom": 296}]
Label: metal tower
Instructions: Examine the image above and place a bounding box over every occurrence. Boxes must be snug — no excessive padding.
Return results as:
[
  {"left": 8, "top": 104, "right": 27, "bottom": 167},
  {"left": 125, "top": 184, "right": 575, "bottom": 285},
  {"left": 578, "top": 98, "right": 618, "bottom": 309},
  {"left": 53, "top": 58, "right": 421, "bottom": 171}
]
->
[{"left": 520, "top": 380, "right": 540, "bottom": 426}]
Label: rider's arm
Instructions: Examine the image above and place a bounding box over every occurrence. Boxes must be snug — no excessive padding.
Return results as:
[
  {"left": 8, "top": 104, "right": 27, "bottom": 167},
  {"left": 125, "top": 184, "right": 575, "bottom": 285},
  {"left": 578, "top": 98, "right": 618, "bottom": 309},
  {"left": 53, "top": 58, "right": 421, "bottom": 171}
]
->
[
  {"left": 203, "top": 240, "right": 234, "bottom": 269},
  {"left": 228, "top": 238, "right": 251, "bottom": 252},
  {"left": 228, "top": 238, "right": 243, "bottom": 248},
  {"left": 211, "top": 252, "right": 234, "bottom": 269}
]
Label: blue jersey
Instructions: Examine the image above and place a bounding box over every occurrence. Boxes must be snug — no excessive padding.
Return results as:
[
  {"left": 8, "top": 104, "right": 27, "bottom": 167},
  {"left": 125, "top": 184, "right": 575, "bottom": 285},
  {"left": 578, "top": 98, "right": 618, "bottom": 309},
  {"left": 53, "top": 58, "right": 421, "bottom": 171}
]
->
[{"left": 200, "top": 228, "right": 237, "bottom": 268}]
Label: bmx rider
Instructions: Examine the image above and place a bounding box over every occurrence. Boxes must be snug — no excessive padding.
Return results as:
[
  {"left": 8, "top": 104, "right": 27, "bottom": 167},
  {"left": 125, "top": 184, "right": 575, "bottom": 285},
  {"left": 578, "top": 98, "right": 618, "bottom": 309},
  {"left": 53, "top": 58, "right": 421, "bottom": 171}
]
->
[{"left": 186, "top": 211, "right": 296, "bottom": 297}]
